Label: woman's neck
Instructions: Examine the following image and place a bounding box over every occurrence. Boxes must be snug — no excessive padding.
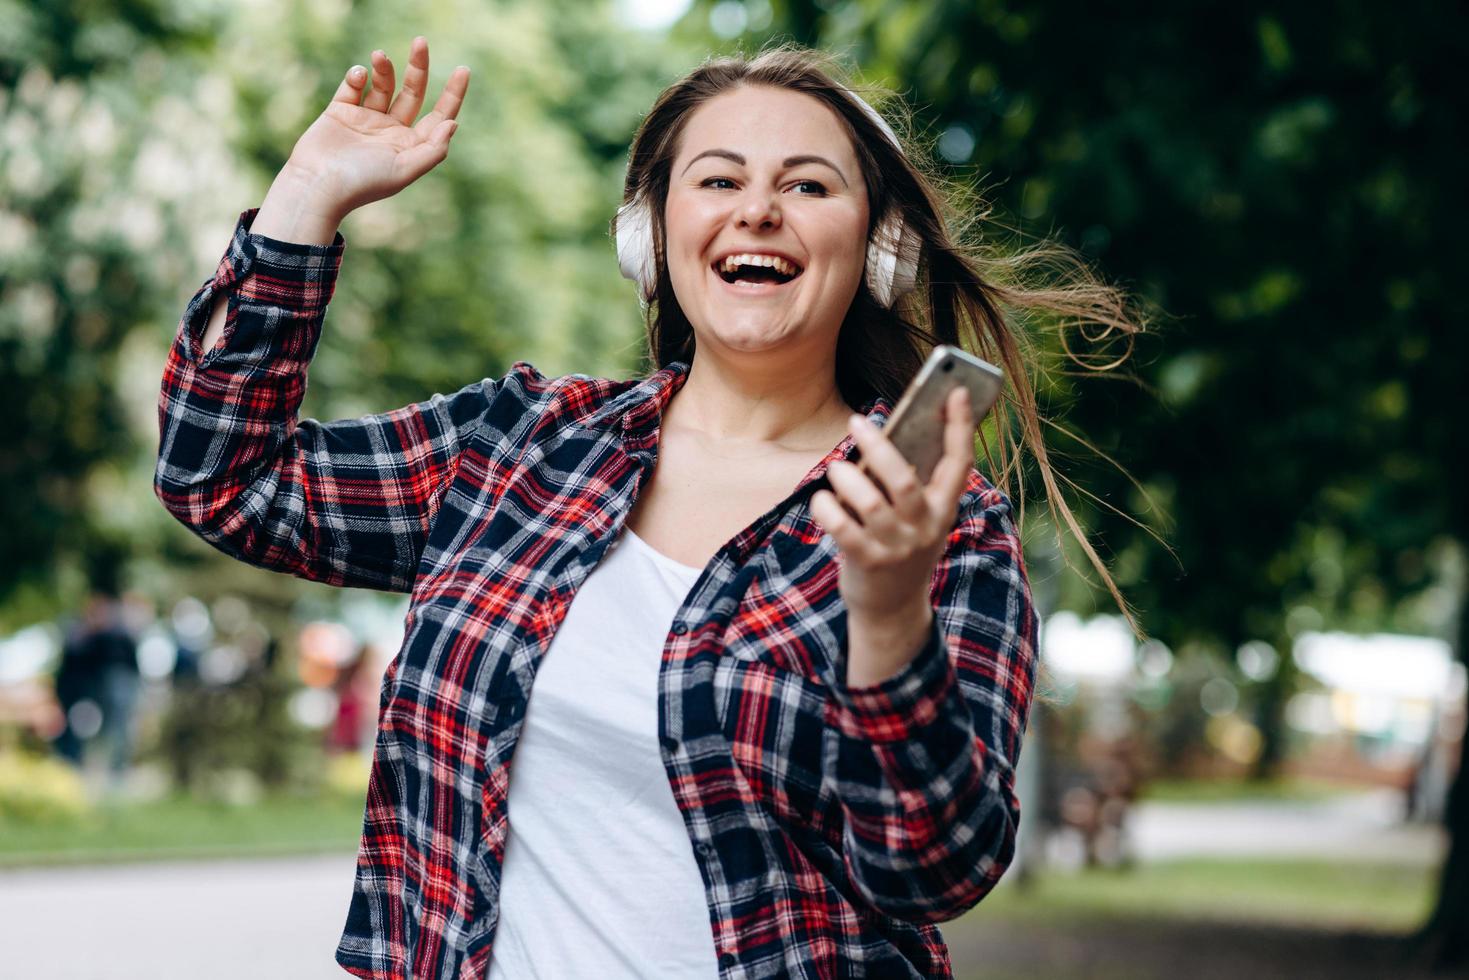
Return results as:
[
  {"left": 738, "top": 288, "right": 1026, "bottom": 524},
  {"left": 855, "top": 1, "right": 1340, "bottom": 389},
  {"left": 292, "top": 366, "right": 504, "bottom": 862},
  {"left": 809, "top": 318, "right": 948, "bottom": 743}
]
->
[{"left": 663, "top": 351, "right": 853, "bottom": 451}]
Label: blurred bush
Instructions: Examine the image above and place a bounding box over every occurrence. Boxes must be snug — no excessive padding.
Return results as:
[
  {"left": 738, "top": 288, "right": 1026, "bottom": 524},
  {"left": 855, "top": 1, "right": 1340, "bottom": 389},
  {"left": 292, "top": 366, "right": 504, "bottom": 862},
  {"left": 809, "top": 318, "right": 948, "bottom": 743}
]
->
[
  {"left": 146, "top": 644, "right": 320, "bottom": 800},
  {"left": 0, "top": 749, "right": 90, "bottom": 823}
]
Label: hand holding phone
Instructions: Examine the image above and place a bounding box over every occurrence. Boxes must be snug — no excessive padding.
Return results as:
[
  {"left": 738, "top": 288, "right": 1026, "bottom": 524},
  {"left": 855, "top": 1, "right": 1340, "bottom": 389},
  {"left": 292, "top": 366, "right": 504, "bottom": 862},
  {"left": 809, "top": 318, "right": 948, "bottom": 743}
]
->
[{"left": 854, "top": 345, "right": 1002, "bottom": 484}]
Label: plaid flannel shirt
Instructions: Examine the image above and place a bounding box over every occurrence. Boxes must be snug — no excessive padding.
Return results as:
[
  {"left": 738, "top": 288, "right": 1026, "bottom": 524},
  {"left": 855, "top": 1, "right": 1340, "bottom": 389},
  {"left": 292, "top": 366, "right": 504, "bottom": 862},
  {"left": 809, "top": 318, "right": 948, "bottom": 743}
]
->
[{"left": 155, "top": 208, "right": 1039, "bottom": 979}]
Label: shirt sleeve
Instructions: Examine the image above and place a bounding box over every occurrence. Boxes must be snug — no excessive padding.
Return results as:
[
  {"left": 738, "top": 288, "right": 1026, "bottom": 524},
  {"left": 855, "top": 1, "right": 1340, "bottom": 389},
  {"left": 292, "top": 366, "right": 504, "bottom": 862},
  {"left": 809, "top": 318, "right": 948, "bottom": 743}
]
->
[
  {"left": 154, "top": 207, "right": 495, "bottom": 593},
  {"left": 824, "top": 488, "right": 1038, "bottom": 923}
]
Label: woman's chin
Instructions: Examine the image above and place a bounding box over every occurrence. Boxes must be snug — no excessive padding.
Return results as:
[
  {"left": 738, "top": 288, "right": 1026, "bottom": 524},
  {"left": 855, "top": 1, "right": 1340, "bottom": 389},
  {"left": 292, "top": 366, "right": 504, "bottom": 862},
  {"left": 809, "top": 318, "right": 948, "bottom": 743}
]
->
[{"left": 701, "top": 315, "right": 802, "bottom": 354}]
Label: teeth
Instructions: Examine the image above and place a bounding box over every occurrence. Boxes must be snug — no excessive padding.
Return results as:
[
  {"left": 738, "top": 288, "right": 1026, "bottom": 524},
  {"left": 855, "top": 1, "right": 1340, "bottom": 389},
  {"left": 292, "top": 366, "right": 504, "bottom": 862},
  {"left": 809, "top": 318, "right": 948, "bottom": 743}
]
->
[{"left": 719, "top": 253, "right": 798, "bottom": 277}]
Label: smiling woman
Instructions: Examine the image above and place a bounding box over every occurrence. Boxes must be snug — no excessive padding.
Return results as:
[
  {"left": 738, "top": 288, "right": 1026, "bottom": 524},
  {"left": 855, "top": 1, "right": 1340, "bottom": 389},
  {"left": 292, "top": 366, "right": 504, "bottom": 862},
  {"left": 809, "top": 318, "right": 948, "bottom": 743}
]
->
[
  {"left": 154, "top": 36, "right": 1143, "bottom": 980},
  {"left": 614, "top": 47, "right": 1143, "bottom": 622}
]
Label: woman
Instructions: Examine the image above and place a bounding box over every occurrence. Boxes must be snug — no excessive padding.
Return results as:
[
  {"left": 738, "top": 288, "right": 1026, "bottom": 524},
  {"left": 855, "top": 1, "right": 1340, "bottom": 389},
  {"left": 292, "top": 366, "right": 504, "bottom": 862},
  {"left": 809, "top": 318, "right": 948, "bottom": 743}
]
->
[{"left": 156, "top": 38, "right": 1136, "bottom": 980}]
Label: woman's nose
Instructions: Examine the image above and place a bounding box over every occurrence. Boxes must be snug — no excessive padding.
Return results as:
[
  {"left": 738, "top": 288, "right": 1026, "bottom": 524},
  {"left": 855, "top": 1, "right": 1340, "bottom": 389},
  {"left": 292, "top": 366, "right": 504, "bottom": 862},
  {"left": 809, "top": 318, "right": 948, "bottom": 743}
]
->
[{"left": 735, "top": 190, "right": 781, "bottom": 230}]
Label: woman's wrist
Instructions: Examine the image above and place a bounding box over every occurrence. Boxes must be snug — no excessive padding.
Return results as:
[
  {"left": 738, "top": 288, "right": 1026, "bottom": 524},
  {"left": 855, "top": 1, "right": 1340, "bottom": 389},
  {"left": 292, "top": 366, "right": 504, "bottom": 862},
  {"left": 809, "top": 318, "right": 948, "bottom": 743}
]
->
[
  {"left": 250, "top": 164, "right": 345, "bottom": 246},
  {"left": 845, "top": 599, "right": 935, "bottom": 688}
]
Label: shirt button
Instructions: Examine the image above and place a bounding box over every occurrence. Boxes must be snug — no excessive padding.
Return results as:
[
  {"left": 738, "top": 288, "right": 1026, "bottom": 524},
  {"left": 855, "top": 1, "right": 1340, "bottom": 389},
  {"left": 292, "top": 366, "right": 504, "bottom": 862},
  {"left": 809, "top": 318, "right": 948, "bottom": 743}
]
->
[
  {"left": 659, "top": 735, "right": 678, "bottom": 751},
  {"left": 718, "top": 952, "right": 737, "bottom": 969},
  {"left": 696, "top": 841, "right": 716, "bottom": 857},
  {"left": 671, "top": 622, "right": 688, "bottom": 635}
]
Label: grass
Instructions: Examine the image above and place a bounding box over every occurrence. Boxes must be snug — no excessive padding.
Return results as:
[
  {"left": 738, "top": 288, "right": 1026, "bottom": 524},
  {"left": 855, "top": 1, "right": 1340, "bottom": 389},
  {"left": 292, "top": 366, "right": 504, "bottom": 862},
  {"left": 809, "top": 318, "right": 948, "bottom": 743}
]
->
[
  {"left": 1137, "top": 775, "right": 1368, "bottom": 804},
  {"left": 0, "top": 791, "right": 366, "bottom": 868},
  {"left": 975, "top": 856, "right": 1437, "bottom": 933}
]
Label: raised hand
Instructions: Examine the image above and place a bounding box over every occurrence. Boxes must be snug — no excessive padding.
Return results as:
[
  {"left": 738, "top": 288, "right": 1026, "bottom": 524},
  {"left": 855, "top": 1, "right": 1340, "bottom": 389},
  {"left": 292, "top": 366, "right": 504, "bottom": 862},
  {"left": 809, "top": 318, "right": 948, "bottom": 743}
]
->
[
  {"left": 281, "top": 36, "right": 470, "bottom": 222},
  {"left": 812, "top": 386, "right": 978, "bottom": 686},
  {"left": 199, "top": 37, "right": 469, "bottom": 350}
]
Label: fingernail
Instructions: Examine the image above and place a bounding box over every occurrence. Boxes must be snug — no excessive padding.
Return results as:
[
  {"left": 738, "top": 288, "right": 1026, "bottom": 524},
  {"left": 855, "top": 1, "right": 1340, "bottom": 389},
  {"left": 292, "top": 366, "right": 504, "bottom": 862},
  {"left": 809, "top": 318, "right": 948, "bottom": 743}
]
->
[
  {"left": 349, "top": 66, "right": 365, "bottom": 79},
  {"left": 849, "top": 413, "right": 866, "bottom": 429}
]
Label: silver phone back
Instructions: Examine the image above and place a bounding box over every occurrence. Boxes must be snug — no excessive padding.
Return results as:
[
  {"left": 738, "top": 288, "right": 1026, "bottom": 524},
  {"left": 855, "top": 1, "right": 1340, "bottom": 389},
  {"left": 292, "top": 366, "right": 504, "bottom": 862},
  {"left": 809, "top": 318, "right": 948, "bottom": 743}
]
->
[{"left": 876, "top": 345, "right": 1003, "bottom": 484}]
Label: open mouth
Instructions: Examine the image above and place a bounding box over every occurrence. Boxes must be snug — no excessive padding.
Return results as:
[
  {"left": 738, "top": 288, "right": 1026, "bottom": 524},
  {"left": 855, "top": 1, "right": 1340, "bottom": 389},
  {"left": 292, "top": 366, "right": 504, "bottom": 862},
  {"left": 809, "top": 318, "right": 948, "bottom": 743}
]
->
[{"left": 712, "top": 253, "right": 803, "bottom": 287}]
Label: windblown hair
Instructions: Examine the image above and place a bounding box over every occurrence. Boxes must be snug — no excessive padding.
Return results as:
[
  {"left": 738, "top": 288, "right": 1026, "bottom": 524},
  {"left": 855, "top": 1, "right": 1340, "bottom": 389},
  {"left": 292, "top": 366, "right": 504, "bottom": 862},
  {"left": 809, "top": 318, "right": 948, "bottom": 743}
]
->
[{"left": 614, "top": 44, "right": 1147, "bottom": 629}]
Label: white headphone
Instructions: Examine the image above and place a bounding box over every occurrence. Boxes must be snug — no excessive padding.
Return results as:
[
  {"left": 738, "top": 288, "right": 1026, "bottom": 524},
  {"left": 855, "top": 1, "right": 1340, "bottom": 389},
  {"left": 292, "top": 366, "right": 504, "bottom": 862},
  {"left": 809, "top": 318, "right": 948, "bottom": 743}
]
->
[{"left": 614, "top": 89, "right": 922, "bottom": 308}]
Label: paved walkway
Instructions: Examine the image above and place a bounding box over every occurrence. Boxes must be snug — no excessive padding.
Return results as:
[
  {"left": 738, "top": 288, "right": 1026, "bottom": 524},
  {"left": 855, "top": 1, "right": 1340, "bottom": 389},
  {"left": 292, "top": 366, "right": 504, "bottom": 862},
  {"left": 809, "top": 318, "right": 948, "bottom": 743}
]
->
[
  {"left": 0, "top": 853, "right": 357, "bottom": 979},
  {"left": 1126, "top": 787, "right": 1445, "bottom": 865}
]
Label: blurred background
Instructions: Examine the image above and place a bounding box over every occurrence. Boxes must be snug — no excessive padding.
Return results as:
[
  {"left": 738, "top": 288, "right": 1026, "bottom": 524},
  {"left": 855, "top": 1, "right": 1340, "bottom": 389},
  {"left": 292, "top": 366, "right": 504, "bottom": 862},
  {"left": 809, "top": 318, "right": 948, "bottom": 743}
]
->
[{"left": 1, "top": 0, "right": 1465, "bottom": 977}]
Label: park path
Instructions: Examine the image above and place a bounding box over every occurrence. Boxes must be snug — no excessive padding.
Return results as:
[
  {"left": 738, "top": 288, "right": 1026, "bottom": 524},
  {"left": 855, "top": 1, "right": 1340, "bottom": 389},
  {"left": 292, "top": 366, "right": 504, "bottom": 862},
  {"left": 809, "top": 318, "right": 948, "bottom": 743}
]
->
[
  {"left": 0, "top": 789, "right": 1447, "bottom": 978},
  {"left": 1126, "top": 786, "right": 1443, "bottom": 864},
  {"left": 0, "top": 852, "right": 355, "bottom": 979}
]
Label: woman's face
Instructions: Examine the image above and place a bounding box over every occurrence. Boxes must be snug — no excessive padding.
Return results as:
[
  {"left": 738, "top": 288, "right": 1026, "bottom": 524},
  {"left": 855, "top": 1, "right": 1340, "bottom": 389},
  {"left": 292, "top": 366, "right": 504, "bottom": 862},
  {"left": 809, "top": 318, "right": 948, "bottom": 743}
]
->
[{"left": 663, "top": 85, "right": 870, "bottom": 361}]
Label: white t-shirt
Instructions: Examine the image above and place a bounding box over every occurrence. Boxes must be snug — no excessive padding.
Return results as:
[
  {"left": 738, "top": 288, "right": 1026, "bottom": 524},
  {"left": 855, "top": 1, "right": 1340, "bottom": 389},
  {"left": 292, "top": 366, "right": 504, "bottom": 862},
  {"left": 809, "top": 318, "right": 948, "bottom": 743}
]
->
[{"left": 485, "top": 526, "right": 721, "bottom": 979}]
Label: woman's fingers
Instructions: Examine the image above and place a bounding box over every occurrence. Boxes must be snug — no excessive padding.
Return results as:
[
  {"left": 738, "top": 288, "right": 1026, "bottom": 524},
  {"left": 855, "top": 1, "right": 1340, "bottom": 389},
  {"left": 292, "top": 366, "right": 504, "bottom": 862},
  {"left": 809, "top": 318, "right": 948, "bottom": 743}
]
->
[
  {"left": 923, "top": 387, "right": 975, "bottom": 517},
  {"left": 413, "top": 65, "right": 470, "bottom": 139},
  {"left": 826, "top": 460, "right": 899, "bottom": 535},
  {"left": 388, "top": 37, "right": 430, "bottom": 126},
  {"left": 330, "top": 65, "right": 368, "bottom": 106},
  {"left": 441, "top": 65, "right": 471, "bottom": 119},
  {"left": 362, "top": 49, "right": 396, "bottom": 113},
  {"left": 392, "top": 118, "right": 458, "bottom": 185},
  {"left": 846, "top": 413, "right": 928, "bottom": 525}
]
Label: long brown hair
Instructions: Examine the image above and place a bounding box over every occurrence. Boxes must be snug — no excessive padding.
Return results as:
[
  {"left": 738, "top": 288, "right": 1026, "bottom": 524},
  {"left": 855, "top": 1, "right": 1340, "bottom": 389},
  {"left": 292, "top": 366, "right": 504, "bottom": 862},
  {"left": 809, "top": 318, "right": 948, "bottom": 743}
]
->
[{"left": 614, "top": 44, "right": 1147, "bottom": 630}]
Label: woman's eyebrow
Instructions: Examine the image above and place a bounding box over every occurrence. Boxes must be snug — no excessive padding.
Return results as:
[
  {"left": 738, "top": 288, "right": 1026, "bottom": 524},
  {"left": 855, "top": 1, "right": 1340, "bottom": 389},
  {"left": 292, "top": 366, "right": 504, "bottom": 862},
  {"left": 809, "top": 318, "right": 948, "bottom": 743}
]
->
[
  {"left": 783, "top": 154, "right": 850, "bottom": 188},
  {"left": 681, "top": 149, "right": 850, "bottom": 189}
]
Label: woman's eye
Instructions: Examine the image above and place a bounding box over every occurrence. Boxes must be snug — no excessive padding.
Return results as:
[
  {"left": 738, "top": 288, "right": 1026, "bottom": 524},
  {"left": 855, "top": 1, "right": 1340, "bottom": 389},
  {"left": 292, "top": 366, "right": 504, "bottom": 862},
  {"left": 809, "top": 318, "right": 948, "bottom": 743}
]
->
[{"left": 698, "top": 177, "right": 826, "bottom": 195}]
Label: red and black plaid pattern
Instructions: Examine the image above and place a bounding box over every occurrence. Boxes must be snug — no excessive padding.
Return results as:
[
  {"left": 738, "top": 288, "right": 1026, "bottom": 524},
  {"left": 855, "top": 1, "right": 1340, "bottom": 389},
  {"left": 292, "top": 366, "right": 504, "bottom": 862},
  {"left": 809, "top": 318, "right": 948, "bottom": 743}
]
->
[{"left": 156, "top": 208, "right": 1039, "bottom": 980}]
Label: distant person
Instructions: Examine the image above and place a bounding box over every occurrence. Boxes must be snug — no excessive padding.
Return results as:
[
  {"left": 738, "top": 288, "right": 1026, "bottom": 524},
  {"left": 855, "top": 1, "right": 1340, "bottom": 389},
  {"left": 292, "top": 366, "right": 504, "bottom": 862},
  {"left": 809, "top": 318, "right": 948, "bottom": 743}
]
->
[
  {"left": 327, "top": 642, "right": 375, "bottom": 755},
  {"left": 52, "top": 588, "right": 140, "bottom": 779},
  {"left": 52, "top": 606, "right": 102, "bottom": 768},
  {"left": 154, "top": 38, "right": 1140, "bottom": 979}
]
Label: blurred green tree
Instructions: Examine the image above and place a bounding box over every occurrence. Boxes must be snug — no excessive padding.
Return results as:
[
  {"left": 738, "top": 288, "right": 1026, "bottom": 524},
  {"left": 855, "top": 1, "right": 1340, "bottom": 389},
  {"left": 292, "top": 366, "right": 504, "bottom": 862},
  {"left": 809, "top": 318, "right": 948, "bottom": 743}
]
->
[
  {"left": 0, "top": 0, "right": 678, "bottom": 629},
  {"left": 0, "top": 2, "right": 218, "bottom": 624}
]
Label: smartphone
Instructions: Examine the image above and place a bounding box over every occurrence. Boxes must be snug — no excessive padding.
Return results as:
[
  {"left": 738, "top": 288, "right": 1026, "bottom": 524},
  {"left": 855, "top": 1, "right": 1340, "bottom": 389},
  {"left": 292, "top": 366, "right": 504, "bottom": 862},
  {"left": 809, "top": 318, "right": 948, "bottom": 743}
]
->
[{"left": 856, "top": 345, "right": 1003, "bottom": 484}]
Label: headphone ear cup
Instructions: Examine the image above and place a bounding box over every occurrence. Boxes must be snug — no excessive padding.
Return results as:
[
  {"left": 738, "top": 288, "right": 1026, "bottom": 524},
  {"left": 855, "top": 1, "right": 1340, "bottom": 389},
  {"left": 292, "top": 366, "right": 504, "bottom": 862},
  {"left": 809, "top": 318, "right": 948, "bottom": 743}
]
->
[
  {"left": 614, "top": 194, "right": 658, "bottom": 302},
  {"left": 865, "top": 209, "right": 922, "bottom": 308}
]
